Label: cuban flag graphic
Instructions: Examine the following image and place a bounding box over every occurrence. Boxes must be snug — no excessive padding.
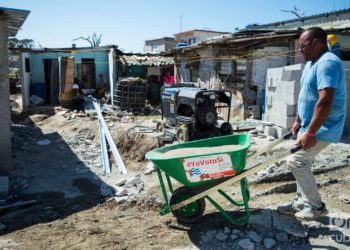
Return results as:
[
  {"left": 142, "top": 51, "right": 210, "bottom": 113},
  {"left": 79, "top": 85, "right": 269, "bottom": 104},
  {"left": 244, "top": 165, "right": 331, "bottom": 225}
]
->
[{"left": 189, "top": 167, "right": 201, "bottom": 177}]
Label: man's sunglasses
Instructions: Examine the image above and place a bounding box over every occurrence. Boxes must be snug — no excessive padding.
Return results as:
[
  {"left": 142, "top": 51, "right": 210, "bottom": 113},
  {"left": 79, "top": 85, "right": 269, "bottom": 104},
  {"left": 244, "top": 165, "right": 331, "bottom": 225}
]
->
[{"left": 298, "top": 39, "right": 314, "bottom": 50}]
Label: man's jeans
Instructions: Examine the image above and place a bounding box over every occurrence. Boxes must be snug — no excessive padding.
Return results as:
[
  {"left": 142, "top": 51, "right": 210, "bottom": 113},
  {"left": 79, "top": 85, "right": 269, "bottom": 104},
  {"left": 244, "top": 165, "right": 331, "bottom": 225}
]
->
[{"left": 287, "top": 135, "right": 330, "bottom": 209}]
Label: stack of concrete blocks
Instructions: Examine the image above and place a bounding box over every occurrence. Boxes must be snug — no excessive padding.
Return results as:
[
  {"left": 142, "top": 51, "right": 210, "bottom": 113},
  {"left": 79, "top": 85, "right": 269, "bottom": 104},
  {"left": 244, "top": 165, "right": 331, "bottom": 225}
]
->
[
  {"left": 343, "top": 61, "right": 350, "bottom": 135},
  {"left": 263, "top": 64, "right": 305, "bottom": 138}
]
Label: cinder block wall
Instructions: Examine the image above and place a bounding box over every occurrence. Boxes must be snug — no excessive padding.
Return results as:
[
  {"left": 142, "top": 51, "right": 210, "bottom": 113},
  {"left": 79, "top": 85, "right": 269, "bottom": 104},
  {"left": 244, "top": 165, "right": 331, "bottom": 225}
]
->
[
  {"left": 263, "top": 64, "right": 304, "bottom": 129},
  {"left": 264, "top": 61, "right": 350, "bottom": 136}
]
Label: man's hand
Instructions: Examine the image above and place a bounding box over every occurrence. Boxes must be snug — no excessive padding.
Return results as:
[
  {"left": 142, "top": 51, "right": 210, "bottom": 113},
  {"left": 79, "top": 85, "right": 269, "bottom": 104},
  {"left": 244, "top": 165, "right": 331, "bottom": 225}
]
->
[
  {"left": 297, "top": 133, "right": 317, "bottom": 150},
  {"left": 291, "top": 120, "right": 301, "bottom": 135}
]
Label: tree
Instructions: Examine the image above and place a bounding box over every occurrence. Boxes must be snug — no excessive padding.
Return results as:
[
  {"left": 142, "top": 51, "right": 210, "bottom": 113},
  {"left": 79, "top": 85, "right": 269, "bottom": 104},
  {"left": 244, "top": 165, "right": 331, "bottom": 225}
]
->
[
  {"left": 73, "top": 33, "right": 103, "bottom": 48},
  {"left": 281, "top": 6, "right": 305, "bottom": 18},
  {"left": 8, "top": 38, "right": 34, "bottom": 49}
]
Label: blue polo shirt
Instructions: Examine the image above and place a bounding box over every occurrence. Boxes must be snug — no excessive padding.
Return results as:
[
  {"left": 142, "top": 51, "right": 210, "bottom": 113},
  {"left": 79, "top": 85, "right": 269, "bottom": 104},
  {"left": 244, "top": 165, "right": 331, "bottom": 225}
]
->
[{"left": 298, "top": 51, "right": 346, "bottom": 143}]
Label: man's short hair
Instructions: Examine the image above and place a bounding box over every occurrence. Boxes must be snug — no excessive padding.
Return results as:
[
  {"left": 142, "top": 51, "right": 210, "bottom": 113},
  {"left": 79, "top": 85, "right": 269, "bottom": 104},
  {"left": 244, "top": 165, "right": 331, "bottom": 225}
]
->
[{"left": 304, "top": 27, "right": 327, "bottom": 44}]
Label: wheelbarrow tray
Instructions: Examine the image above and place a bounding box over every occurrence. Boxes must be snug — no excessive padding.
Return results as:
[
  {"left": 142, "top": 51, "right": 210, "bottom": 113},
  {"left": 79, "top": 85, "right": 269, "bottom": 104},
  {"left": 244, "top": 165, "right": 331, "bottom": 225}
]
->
[{"left": 145, "top": 134, "right": 250, "bottom": 188}]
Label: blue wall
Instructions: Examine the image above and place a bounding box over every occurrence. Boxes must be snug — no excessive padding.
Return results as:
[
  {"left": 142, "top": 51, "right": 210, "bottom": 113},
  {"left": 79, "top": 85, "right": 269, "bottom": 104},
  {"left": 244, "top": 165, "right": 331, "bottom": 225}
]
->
[{"left": 30, "top": 49, "right": 110, "bottom": 87}]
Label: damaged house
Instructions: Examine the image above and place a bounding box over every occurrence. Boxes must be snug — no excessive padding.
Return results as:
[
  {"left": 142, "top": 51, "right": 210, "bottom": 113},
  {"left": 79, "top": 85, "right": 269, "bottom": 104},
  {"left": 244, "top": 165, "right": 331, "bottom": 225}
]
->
[
  {"left": 174, "top": 29, "right": 301, "bottom": 120},
  {"left": 19, "top": 47, "right": 174, "bottom": 112},
  {"left": 114, "top": 53, "right": 174, "bottom": 108},
  {"left": 175, "top": 8, "right": 350, "bottom": 121},
  {"left": 19, "top": 46, "right": 120, "bottom": 108}
]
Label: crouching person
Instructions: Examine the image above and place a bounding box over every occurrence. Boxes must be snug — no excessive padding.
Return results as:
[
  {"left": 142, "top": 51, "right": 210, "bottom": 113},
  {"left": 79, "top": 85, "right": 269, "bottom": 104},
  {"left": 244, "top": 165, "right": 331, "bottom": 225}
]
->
[{"left": 70, "top": 79, "right": 85, "bottom": 112}]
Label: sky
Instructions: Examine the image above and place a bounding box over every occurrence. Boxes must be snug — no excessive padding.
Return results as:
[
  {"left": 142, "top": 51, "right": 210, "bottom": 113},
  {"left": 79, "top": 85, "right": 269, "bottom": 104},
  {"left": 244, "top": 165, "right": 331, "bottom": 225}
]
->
[{"left": 2, "top": 0, "right": 350, "bottom": 52}]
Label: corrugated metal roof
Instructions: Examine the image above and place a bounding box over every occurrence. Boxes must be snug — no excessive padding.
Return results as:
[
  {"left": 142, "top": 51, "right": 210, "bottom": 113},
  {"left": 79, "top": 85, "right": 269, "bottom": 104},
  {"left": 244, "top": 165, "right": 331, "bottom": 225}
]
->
[
  {"left": 119, "top": 55, "right": 174, "bottom": 66},
  {"left": 0, "top": 7, "right": 30, "bottom": 37},
  {"left": 294, "top": 19, "right": 350, "bottom": 31},
  {"left": 174, "top": 30, "right": 300, "bottom": 51},
  {"left": 246, "top": 8, "right": 350, "bottom": 30}
]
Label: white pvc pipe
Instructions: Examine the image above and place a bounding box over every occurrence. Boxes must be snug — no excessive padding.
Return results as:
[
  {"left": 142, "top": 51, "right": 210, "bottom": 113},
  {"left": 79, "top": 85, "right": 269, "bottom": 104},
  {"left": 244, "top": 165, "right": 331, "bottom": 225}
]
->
[{"left": 93, "top": 100, "right": 127, "bottom": 174}]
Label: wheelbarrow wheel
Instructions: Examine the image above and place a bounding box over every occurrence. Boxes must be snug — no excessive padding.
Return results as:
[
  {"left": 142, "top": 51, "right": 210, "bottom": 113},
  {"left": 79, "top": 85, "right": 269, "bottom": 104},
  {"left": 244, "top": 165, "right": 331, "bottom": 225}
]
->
[{"left": 170, "top": 187, "right": 206, "bottom": 223}]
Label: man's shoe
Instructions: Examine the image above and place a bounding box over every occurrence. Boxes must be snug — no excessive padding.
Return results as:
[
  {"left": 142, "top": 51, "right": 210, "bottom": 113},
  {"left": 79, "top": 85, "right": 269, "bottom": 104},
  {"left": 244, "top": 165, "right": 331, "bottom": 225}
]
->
[
  {"left": 295, "top": 203, "right": 328, "bottom": 221},
  {"left": 277, "top": 202, "right": 302, "bottom": 216}
]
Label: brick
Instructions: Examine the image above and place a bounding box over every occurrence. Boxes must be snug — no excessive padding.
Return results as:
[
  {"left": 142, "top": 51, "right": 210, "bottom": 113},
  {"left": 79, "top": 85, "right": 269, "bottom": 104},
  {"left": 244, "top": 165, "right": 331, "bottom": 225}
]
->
[{"left": 264, "top": 125, "right": 277, "bottom": 138}]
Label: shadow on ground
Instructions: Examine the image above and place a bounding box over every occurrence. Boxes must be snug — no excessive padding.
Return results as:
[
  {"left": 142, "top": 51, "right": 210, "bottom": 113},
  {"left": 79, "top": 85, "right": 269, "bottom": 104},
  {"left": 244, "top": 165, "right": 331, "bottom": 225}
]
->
[{"left": 2, "top": 108, "right": 114, "bottom": 234}]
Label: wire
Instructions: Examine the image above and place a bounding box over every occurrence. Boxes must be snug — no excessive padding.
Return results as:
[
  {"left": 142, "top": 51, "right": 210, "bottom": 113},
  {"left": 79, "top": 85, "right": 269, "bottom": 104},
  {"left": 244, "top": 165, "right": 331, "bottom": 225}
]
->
[{"left": 25, "top": 44, "right": 348, "bottom": 67}]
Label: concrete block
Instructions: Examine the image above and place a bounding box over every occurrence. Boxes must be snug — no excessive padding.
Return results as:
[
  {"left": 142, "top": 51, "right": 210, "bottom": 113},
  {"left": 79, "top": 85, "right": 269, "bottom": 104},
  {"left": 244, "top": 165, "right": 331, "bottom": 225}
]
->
[
  {"left": 267, "top": 67, "right": 284, "bottom": 77},
  {"left": 283, "top": 63, "right": 305, "bottom": 71},
  {"left": 267, "top": 85, "right": 276, "bottom": 92},
  {"left": 345, "top": 69, "right": 350, "bottom": 79},
  {"left": 282, "top": 69, "right": 303, "bottom": 81},
  {"left": 266, "top": 96, "right": 273, "bottom": 106},
  {"left": 276, "top": 126, "right": 290, "bottom": 138},
  {"left": 125, "top": 175, "right": 142, "bottom": 188},
  {"left": 262, "top": 113, "right": 269, "bottom": 122},
  {"left": 264, "top": 126, "right": 277, "bottom": 138},
  {"left": 342, "top": 61, "right": 350, "bottom": 69},
  {"left": 280, "top": 91, "right": 298, "bottom": 105},
  {"left": 248, "top": 105, "right": 261, "bottom": 119},
  {"left": 274, "top": 90, "right": 296, "bottom": 105},
  {"left": 280, "top": 80, "right": 300, "bottom": 94},
  {"left": 269, "top": 114, "right": 296, "bottom": 128},
  {"left": 272, "top": 104, "right": 296, "bottom": 116},
  {"left": 267, "top": 67, "right": 284, "bottom": 84},
  {"left": 266, "top": 77, "right": 273, "bottom": 88},
  {"left": 0, "top": 176, "right": 9, "bottom": 198}
]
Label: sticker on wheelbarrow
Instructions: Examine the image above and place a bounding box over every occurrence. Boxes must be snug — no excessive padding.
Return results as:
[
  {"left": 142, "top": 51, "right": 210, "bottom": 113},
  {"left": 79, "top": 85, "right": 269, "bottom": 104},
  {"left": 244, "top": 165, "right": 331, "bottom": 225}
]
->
[{"left": 182, "top": 154, "right": 235, "bottom": 182}]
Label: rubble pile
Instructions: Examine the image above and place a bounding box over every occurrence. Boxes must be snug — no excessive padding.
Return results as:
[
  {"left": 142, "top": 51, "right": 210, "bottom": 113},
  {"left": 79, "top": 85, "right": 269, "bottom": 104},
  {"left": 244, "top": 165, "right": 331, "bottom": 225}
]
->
[{"left": 197, "top": 206, "right": 350, "bottom": 250}]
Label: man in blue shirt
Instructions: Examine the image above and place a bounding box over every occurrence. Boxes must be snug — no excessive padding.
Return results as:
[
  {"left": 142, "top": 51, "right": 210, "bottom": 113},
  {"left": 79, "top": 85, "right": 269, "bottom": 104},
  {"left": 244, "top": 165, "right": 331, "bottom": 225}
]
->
[{"left": 278, "top": 27, "right": 346, "bottom": 220}]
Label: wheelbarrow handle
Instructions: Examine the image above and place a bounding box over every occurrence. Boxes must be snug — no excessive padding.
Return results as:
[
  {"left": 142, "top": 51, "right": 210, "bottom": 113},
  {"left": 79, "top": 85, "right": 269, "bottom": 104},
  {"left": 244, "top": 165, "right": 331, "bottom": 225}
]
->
[
  {"left": 290, "top": 144, "right": 303, "bottom": 154},
  {"left": 282, "top": 131, "right": 293, "bottom": 140},
  {"left": 248, "top": 130, "right": 295, "bottom": 159}
]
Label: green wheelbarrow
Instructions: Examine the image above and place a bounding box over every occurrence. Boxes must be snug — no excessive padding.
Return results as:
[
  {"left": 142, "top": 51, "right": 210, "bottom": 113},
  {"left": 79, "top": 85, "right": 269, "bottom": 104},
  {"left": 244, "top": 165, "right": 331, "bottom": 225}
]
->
[{"left": 145, "top": 132, "right": 301, "bottom": 225}]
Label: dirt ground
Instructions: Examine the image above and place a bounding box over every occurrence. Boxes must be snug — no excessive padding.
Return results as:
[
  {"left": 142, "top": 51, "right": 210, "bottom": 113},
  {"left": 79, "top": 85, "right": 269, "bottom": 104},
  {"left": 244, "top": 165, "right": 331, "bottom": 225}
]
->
[{"left": 1, "top": 103, "right": 350, "bottom": 249}]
